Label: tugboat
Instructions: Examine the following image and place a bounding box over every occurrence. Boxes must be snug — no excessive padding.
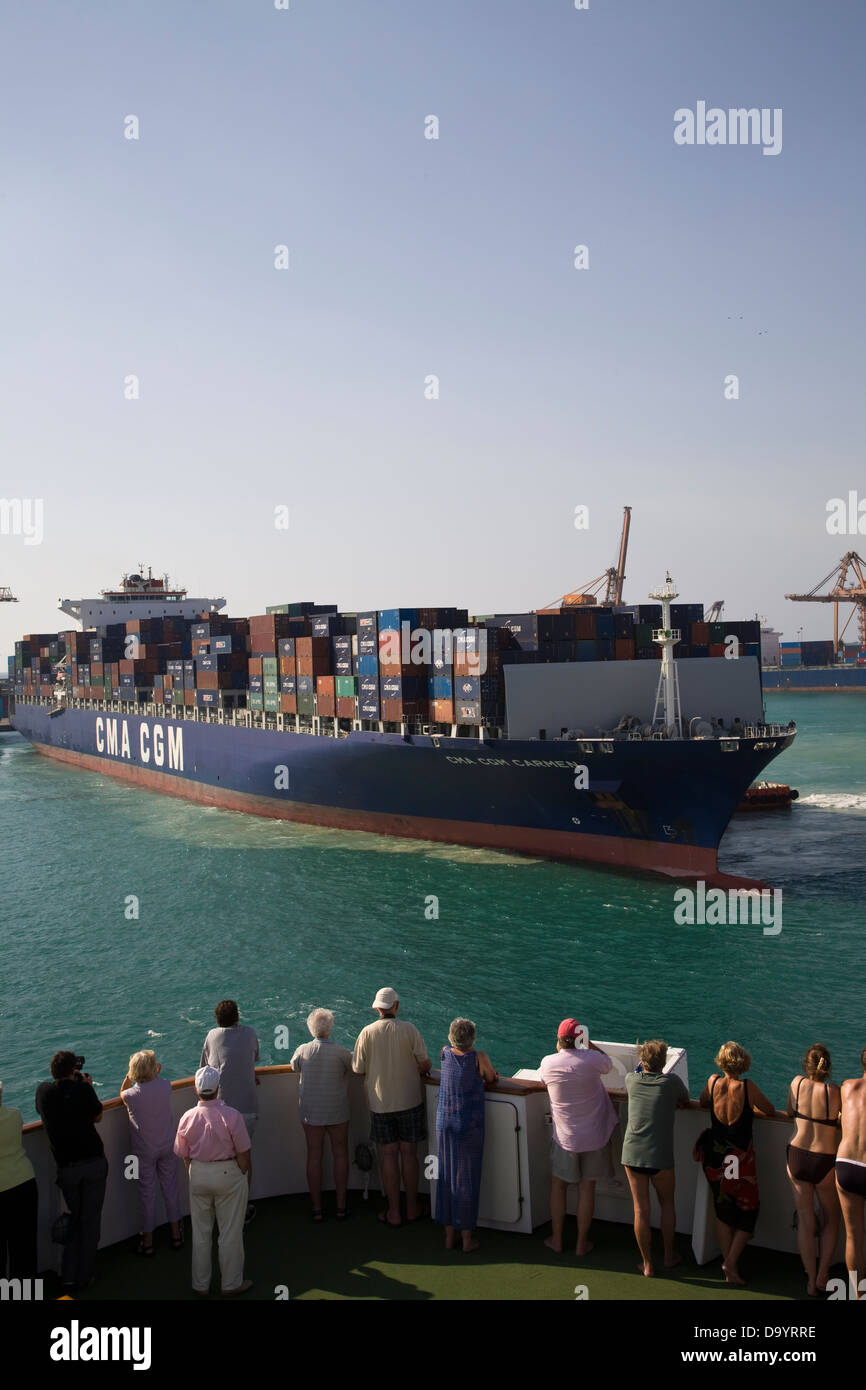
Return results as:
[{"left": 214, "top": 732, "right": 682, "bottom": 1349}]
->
[{"left": 736, "top": 782, "right": 799, "bottom": 812}]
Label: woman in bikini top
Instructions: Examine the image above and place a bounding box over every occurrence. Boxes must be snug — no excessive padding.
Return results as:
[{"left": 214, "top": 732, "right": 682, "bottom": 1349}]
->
[
  {"left": 787, "top": 1047, "right": 842, "bottom": 1174},
  {"left": 785, "top": 1042, "right": 842, "bottom": 1297}
]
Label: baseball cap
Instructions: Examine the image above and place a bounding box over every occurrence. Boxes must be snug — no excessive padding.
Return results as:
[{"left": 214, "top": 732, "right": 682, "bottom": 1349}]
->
[
  {"left": 195, "top": 1065, "right": 221, "bottom": 1095},
  {"left": 372, "top": 987, "right": 399, "bottom": 1010},
  {"left": 557, "top": 1018, "right": 581, "bottom": 1040}
]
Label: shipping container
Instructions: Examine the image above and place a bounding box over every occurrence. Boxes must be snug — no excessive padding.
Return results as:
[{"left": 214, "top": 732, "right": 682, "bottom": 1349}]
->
[{"left": 489, "top": 614, "right": 538, "bottom": 650}]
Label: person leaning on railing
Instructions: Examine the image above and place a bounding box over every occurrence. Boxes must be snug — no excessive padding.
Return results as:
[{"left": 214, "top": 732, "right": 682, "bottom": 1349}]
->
[
  {"left": 695, "top": 1042, "right": 775, "bottom": 1287},
  {"left": 785, "top": 1042, "right": 842, "bottom": 1296},
  {"left": 620, "top": 1040, "right": 691, "bottom": 1278},
  {"left": 539, "top": 1020, "right": 619, "bottom": 1259},
  {"left": 120, "top": 1050, "right": 184, "bottom": 1256},
  {"left": 835, "top": 1045, "right": 866, "bottom": 1295},
  {"left": 288, "top": 1008, "right": 353, "bottom": 1222},
  {"left": 434, "top": 1018, "right": 499, "bottom": 1254},
  {"left": 35, "top": 1051, "right": 108, "bottom": 1293},
  {"left": 0, "top": 1079, "right": 38, "bottom": 1279}
]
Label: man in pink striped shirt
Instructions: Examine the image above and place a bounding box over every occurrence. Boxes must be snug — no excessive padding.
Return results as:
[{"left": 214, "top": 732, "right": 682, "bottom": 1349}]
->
[{"left": 174, "top": 1067, "right": 252, "bottom": 1296}]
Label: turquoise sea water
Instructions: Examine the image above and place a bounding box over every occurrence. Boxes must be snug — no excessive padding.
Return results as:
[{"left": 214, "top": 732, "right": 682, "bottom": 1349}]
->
[{"left": 1, "top": 694, "right": 864, "bottom": 1115}]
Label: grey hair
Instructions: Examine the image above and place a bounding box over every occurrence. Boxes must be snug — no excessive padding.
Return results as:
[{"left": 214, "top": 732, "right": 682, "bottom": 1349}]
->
[
  {"left": 307, "top": 1007, "right": 334, "bottom": 1039},
  {"left": 449, "top": 1017, "right": 476, "bottom": 1050}
]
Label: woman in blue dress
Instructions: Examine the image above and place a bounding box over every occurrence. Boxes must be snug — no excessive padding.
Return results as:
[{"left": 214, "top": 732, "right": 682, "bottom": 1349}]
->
[{"left": 435, "top": 1018, "right": 498, "bottom": 1252}]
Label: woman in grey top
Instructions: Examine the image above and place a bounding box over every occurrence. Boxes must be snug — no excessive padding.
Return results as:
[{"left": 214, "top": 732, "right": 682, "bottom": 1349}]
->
[
  {"left": 289, "top": 1009, "right": 353, "bottom": 1222},
  {"left": 621, "top": 1039, "right": 691, "bottom": 1277}
]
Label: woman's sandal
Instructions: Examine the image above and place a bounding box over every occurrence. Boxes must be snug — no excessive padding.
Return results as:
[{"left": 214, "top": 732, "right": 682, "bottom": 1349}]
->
[
  {"left": 136, "top": 1239, "right": 154, "bottom": 1257},
  {"left": 335, "top": 1207, "right": 349, "bottom": 1220},
  {"left": 171, "top": 1230, "right": 184, "bottom": 1250},
  {"left": 312, "top": 1210, "right": 325, "bottom": 1223}
]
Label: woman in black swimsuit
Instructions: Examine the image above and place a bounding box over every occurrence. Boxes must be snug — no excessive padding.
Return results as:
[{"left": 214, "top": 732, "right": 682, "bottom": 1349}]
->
[
  {"left": 697, "top": 1042, "right": 775, "bottom": 1286},
  {"left": 786, "top": 1043, "right": 841, "bottom": 1297}
]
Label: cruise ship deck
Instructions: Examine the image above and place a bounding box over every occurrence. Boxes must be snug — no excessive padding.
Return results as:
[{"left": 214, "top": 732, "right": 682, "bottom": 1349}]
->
[
  {"left": 55, "top": 1191, "right": 806, "bottom": 1303},
  {"left": 18, "top": 1055, "right": 842, "bottom": 1304}
]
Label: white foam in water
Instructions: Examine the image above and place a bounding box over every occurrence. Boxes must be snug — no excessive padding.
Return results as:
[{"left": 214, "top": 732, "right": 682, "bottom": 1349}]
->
[{"left": 799, "top": 792, "right": 866, "bottom": 813}]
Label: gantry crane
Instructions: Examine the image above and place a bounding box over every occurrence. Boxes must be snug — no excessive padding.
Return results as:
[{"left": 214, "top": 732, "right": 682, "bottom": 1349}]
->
[
  {"left": 546, "top": 505, "right": 633, "bottom": 609},
  {"left": 785, "top": 552, "right": 866, "bottom": 650},
  {"left": 705, "top": 600, "right": 724, "bottom": 623}
]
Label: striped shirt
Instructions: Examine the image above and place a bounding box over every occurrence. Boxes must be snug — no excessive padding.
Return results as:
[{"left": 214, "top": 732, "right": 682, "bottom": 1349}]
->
[{"left": 290, "top": 1039, "right": 353, "bottom": 1125}]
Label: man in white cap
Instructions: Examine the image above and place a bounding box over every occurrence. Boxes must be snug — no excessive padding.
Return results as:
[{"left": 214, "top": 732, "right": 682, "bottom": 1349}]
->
[
  {"left": 173, "top": 1066, "right": 252, "bottom": 1296},
  {"left": 353, "top": 988, "right": 431, "bottom": 1227}
]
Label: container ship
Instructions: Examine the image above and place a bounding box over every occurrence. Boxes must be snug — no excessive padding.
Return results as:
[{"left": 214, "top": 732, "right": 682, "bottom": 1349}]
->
[{"left": 9, "top": 571, "right": 795, "bottom": 885}]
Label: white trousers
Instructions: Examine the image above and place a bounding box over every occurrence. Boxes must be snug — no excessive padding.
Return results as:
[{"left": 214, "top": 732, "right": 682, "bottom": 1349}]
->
[{"left": 189, "top": 1159, "right": 247, "bottom": 1293}]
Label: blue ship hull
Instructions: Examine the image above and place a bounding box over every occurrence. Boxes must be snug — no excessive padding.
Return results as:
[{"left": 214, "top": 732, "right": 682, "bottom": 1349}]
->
[{"left": 11, "top": 701, "right": 795, "bottom": 884}]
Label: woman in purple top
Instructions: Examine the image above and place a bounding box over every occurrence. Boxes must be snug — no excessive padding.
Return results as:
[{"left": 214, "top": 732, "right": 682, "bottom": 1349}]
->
[
  {"left": 120, "top": 1050, "right": 183, "bottom": 1255},
  {"left": 435, "top": 1019, "right": 498, "bottom": 1253}
]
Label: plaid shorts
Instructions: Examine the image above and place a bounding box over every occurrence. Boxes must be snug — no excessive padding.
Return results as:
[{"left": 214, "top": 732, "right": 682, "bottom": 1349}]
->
[{"left": 370, "top": 1102, "right": 427, "bottom": 1145}]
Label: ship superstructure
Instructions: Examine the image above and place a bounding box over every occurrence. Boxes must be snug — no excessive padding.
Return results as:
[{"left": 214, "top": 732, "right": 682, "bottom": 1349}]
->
[{"left": 59, "top": 567, "right": 225, "bottom": 629}]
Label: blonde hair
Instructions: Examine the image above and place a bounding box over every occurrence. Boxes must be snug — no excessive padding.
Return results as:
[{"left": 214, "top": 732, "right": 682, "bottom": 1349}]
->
[
  {"left": 128, "top": 1049, "right": 159, "bottom": 1083},
  {"left": 715, "top": 1041, "right": 751, "bottom": 1078},
  {"left": 639, "top": 1039, "right": 667, "bottom": 1073},
  {"left": 803, "top": 1043, "right": 831, "bottom": 1079}
]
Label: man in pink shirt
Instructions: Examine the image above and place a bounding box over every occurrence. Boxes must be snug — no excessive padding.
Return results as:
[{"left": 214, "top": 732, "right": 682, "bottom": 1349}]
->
[
  {"left": 174, "top": 1066, "right": 252, "bottom": 1296},
  {"left": 539, "top": 1019, "right": 618, "bottom": 1256}
]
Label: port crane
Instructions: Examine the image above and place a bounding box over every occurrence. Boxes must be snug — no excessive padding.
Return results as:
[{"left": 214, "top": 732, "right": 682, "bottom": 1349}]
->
[
  {"left": 705, "top": 600, "right": 724, "bottom": 623},
  {"left": 548, "top": 505, "right": 632, "bottom": 609},
  {"left": 0, "top": 586, "right": 17, "bottom": 602},
  {"left": 785, "top": 551, "right": 866, "bottom": 650}
]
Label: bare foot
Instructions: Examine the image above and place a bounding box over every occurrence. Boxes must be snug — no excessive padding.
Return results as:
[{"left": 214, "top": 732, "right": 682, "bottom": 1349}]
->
[
  {"left": 576, "top": 1241, "right": 594, "bottom": 1257},
  {"left": 722, "top": 1262, "right": 745, "bottom": 1286},
  {"left": 544, "top": 1236, "right": 563, "bottom": 1253},
  {"left": 664, "top": 1252, "right": 683, "bottom": 1268},
  {"left": 638, "top": 1260, "right": 655, "bottom": 1277},
  {"left": 462, "top": 1239, "right": 479, "bottom": 1253}
]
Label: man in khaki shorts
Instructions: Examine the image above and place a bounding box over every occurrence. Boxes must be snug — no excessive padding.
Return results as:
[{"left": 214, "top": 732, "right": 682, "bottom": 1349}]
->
[
  {"left": 353, "top": 988, "right": 431, "bottom": 1228},
  {"left": 539, "top": 1019, "right": 617, "bottom": 1256}
]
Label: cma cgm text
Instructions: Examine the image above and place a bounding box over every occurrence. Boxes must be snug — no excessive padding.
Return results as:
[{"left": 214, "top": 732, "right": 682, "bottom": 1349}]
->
[{"left": 94, "top": 717, "right": 184, "bottom": 770}]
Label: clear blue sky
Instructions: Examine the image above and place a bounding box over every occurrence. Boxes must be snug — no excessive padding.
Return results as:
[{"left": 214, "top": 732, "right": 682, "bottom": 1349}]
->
[{"left": 2, "top": 0, "right": 864, "bottom": 656}]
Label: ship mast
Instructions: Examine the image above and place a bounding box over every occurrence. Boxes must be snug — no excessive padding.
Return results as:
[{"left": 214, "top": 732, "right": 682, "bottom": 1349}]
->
[{"left": 649, "top": 574, "right": 683, "bottom": 737}]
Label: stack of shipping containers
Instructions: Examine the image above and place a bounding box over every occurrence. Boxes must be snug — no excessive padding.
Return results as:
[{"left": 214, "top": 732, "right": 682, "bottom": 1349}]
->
[{"left": 11, "top": 596, "right": 765, "bottom": 732}]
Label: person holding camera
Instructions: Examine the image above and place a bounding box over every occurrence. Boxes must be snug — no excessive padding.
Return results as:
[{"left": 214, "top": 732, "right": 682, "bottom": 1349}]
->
[{"left": 35, "top": 1051, "right": 107, "bottom": 1291}]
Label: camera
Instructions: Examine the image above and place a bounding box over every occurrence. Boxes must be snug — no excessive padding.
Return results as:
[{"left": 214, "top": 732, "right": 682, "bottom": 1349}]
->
[{"left": 74, "top": 1055, "right": 85, "bottom": 1073}]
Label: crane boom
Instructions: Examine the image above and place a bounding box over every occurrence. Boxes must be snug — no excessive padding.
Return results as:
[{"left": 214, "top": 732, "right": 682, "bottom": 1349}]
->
[
  {"left": 604, "top": 506, "right": 632, "bottom": 606},
  {"left": 785, "top": 551, "right": 866, "bottom": 648}
]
